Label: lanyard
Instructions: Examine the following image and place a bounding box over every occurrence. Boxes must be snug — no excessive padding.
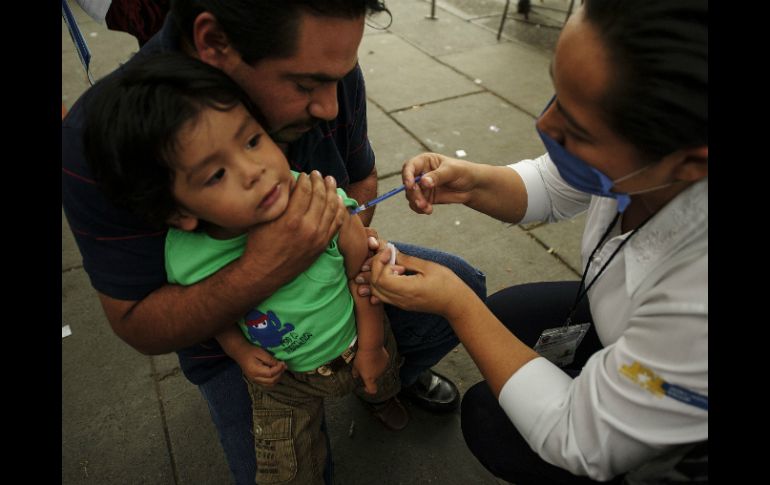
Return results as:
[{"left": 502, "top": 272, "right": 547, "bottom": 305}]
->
[
  {"left": 565, "top": 210, "right": 655, "bottom": 326},
  {"left": 62, "top": 0, "right": 94, "bottom": 85}
]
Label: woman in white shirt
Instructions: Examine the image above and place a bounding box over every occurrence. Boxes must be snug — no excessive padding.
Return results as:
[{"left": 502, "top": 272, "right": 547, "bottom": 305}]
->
[{"left": 367, "top": 0, "right": 707, "bottom": 483}]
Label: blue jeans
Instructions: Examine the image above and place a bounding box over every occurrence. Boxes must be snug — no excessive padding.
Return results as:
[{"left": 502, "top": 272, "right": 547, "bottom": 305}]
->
[
  {"left": 388, "top": 242, "right": 487, "bottom": 386},
  {"left": 196, "top": 244, "right": 486, "bottom": 484}
]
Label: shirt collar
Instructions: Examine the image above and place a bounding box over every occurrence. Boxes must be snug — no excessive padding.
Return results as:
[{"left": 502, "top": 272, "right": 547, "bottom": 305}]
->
[
  {"left": 623, "top": 178, "right": 708, "bottom": 294},
  {"left": 136, "top": 11, "right": 182, "bottom": 54},
  {"left": 156, "top": 11, "right": 182, "bottom": 52}
]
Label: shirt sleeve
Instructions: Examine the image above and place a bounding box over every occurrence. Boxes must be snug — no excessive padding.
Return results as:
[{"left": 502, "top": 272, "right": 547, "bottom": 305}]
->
[
  {"left": 337, "top": 187, "right": 359, "bottom": 210},
  {"left": 497, "top": 255, "right": 708, "bottom": 480},
  {"left": 341, "top": 63, "right": 375, "bottom": 184},
  {"left": 508, "top": 153, "right": 591, "bottom": 224},
  {"left": 62, "top": 97, "right": 168, "bottom": 301}
]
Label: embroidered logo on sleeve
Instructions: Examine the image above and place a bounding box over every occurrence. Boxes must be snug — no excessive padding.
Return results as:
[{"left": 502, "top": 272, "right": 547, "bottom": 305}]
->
[{"left": 620, "top": 361, "right": 708, "bottom": 411}]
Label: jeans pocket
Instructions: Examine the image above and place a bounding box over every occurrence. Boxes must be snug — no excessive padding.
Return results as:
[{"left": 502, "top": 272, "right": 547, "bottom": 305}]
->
[{"left": 253, "top": 409, "right": 297, "bottom": 484}]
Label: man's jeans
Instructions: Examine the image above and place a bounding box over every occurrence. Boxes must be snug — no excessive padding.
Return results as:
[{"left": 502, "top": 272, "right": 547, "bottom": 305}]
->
[
  {"left": 386, "top": 242, "right": 486, "bottom": 387},
  {"left": 196, "top": 243, "right": 486, "bottom": 484}
]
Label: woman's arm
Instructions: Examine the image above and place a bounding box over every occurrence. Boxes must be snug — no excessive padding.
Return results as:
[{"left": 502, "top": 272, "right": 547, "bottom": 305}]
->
[
  {"left": 369, "top": 249, "right": 538, "bottom": 395},
  {"left": 371, "top": 247, "right": 708, "bottom": 481},
  {"left": 402, "top": 153, "right": 529, "bottom": 224}
]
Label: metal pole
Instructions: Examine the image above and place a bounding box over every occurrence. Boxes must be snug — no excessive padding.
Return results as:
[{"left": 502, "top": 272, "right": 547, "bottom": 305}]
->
[
  {"left": 565, "top": 0, "right": 576, "bottom": 22},
  {"left": 426, "top": 0, "right": 438, "bottom": 20},
  {"left": 497, "top": 0, "right": 511, "bottom": 40}
]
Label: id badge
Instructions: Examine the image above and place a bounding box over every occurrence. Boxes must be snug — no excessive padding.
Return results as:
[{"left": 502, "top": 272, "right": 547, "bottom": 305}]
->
[{"left": 533, "top": 323, "right": 591, "bottom": 367}]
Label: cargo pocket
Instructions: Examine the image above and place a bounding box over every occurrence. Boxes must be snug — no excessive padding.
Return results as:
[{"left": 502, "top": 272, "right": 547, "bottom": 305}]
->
[{"left": 253, "top": 408, "right": 297, "bottom": 484}]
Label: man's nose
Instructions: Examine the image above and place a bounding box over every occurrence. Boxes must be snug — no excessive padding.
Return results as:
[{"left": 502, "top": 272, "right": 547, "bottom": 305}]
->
[{"left": 308, "top": 83, "right": 339, "bottom": 121}]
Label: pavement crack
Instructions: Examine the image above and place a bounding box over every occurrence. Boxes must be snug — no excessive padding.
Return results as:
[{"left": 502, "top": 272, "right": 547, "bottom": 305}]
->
[
  {"left": 150, "top": 358, "right": 181, "bottom": 485},
  {"left": 521, "top": 228, "right": 581, "bottom": 277},
  {"left": 154, "top": 366, "right": 181, "bottom": 382}
]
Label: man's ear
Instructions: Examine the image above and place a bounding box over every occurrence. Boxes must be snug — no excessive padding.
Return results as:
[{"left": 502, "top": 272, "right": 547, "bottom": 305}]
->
[
  {"left": 660, "top": 145, "right": 708, "bottom": 182},
  {"left": 167, "top": 209, "right": 199, "bottom": 232},
  {"left": 192, "top": 12, "right": 239, "bottom": 70}
]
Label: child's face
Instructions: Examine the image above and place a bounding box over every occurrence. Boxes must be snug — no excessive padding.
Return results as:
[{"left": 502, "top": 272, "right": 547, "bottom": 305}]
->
[{"left": 169, "top": 104, "right": 293, "bottom": 239}]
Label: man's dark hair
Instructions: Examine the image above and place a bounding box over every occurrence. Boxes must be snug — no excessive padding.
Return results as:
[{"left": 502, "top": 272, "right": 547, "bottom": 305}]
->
[
  {"left": 584, "top": 0, "right": 707, "bottom": 161},
  {"left": 171, "top": 0, "right": 390, "bottom": 64},
  {"left": 82, "top": 52, "right": 266, "bottom": 228}
]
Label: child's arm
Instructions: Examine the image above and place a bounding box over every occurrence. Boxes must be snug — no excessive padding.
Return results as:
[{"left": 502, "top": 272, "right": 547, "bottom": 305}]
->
[
  {"left": 215, "top": 326, "right": 287, "bottom": 386},
  {"left": 337, "top": 208, "right": 390, "bottom": 395}
]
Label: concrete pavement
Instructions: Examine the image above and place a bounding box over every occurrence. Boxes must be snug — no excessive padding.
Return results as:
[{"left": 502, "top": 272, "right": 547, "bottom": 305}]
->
[{"left": 62, "top": 0, "right": 583, "bottom": 483}]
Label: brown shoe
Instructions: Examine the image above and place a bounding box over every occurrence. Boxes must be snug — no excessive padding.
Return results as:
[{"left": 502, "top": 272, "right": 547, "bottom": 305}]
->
[{"left": 363, "top": 397, "right": 409, "bottom": 431}]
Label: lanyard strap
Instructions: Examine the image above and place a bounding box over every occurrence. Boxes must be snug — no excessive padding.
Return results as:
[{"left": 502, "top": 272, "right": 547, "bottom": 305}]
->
[
  {"left": 566, "top": 211, "right": 654, "bottom": 325},
  {"left": 62, "top": 0, "right": 94, "bottom": 85}
]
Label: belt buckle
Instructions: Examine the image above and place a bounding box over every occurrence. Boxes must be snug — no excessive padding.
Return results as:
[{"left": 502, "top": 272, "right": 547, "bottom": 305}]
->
[
  {"left": 316, "top": 365, "right": 333, "bottom": 377},
  {"left": 312, "top": 342, "right": 357, "bottom": 376}
]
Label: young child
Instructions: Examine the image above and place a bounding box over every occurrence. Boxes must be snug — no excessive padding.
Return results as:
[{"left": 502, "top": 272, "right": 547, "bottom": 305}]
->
[{"left": 82, "top": 52, "right": 406, "bottom": 484}]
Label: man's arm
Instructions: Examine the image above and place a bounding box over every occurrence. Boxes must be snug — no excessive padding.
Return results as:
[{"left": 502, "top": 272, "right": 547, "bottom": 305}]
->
[
  {"left": 99, "top": 261, "right": 280, "bottom": 354},
  {"left": 344, "top": 165, "right": 378, "bottom": 227},
  {"left": 99, "top": 171, "right": 346, "bottom": 355}
]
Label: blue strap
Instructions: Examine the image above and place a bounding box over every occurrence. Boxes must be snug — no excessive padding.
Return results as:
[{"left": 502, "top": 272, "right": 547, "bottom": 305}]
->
[{"left": 61, "top": 0, "right": 94, "bottom": 84}]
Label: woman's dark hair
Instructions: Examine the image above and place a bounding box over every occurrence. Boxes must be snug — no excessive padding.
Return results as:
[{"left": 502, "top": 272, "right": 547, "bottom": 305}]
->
[
  {"left": 171, "top": 0, "right": 390, "bottom": 65},
  {"left": 82, "top": 52, "right": 266, "bottom": 228},
  {"left": 584, "top": 0, "right": 707, "bottom": 161}
]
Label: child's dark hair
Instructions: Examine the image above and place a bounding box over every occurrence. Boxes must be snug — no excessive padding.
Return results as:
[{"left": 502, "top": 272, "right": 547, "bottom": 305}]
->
[
  {"left": 584, "top": 0, "right": 707, "bottom": 161},
  {"left": 83, "top": 53, "right": 266, "bottom": 228}
]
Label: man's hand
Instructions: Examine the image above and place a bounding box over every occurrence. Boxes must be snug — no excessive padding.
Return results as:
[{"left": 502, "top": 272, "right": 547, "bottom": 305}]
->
[{"left": 243, "top": 170, "right": 346, "bottom": 282}]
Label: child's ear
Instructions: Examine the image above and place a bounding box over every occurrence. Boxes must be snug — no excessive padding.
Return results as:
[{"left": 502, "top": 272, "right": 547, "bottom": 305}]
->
[{"left": 166, "top": 209, "right": 199, "bottom": 232}]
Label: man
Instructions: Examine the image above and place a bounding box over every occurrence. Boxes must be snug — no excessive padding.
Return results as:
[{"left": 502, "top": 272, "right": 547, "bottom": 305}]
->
[{"left": 62, "top": 1, "right": 486, "bottom": 483}]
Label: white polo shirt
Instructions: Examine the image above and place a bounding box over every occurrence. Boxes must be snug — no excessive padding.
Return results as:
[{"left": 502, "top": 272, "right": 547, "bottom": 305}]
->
[{"left": 501, "top": 154, "right": 708, "bottom": 482}]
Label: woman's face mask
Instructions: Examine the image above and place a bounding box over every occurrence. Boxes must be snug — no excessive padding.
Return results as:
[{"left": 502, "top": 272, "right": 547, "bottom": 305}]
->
[{"left": 536, "top": 96, "right": 666, "bottom": 213}]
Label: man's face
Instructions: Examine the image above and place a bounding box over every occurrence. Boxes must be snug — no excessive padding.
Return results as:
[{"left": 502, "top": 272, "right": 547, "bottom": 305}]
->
[{"left": 226, "top": 13, "right": 365, "bottom": 144}]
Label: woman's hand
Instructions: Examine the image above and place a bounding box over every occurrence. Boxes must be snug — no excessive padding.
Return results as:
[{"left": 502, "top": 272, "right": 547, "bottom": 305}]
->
[
  {"left": 402, "top": 153, "right": 480, "bottom": 215},
  {"left": 369, "top": 245, "right": 472, "bottom": 317},
  {"left": 353, "top": 229, "right": 389, "bottom": 304}
]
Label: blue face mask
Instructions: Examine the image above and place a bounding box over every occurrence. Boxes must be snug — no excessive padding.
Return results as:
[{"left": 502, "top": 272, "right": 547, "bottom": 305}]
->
[{"left": 536, "top": 96, "right": 649, "bottom": 213}]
